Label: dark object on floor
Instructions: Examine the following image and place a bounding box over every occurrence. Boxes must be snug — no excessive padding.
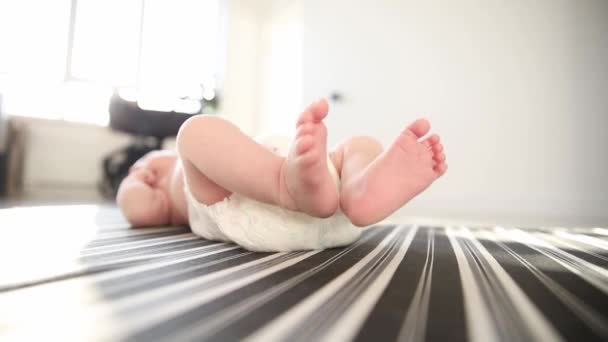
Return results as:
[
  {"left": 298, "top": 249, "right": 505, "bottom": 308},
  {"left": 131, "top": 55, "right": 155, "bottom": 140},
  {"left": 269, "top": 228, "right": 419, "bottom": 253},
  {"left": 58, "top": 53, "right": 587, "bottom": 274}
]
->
[
  {"left": 108, "top": 91, "right": 195, "bottom": 139},
  {"left": 99, "top": 137, "right": 162, "bottom": 198},
  {"left": 0, "top": 110, "right": 26, "bottom": 198},
  {"left": 0, "top": 153, "right": 6, "bottom": 196},
  {"left": 1, "top": 209, "right": 606, "bottom": 342},
  {"left": 0, "top": 93, "right": 5, "bottom": 196},
  {"left": 101, "top": 90, "right": 199, "bottom": 197}
]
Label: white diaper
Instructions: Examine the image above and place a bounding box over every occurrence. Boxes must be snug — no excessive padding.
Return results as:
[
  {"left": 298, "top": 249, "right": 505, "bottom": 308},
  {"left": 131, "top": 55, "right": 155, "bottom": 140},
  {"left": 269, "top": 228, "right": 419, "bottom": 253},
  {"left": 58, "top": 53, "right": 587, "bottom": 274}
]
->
[{"left": 184, "top": 135, "right": 361, "bottom": 252}]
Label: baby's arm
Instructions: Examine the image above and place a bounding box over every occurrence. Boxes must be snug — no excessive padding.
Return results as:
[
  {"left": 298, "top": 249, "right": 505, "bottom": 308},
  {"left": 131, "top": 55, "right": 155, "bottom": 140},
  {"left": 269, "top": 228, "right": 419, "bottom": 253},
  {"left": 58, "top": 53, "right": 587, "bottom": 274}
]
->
[{"left": 117, "top": 169, "right": 171, "bottom": 226}]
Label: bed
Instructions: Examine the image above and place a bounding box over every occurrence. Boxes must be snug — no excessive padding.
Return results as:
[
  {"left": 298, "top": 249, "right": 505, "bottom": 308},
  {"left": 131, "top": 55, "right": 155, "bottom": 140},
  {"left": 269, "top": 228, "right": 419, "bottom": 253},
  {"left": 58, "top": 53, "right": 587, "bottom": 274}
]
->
[{"left": 0, "top": 205, "right": 606, "bottom": 341}]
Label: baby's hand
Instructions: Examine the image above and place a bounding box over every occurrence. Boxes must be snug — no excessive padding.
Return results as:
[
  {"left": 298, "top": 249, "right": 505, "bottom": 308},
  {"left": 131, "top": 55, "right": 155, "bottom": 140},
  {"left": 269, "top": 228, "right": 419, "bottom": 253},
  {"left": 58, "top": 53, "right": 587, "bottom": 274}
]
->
[
  {"left": 130, "top": 168, "right": 157, "bottom": 186},
  {"left": 129, "top": 150, "right": 177, "bottom": 185}
]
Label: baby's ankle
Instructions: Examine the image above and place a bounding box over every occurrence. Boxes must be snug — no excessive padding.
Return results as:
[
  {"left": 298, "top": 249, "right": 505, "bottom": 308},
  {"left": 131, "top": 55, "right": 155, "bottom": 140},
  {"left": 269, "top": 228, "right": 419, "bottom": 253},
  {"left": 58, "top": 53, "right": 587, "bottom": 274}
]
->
[
  {"left": 277, "top": 160, "right": 299, "bottom": 211},
  {"left": 339, "top": 188, "right": 374, "bottom": 227}
]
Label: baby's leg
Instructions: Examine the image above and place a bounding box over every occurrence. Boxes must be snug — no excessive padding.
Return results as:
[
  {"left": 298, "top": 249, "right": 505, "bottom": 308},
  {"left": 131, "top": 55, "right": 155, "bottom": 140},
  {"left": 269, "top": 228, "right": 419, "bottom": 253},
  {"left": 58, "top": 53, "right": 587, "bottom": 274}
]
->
[
  {"left": 333, "top": 120, "right": 446, "bottom": 226},
  {"left": 178, "top": 100, "right": 341, "bottom": 218},
  {"left": 282, "top": 99, "right": 340, "bottom": 217},
  {"left": 177, "top": 115, "right": 291, "bottom": 208}
]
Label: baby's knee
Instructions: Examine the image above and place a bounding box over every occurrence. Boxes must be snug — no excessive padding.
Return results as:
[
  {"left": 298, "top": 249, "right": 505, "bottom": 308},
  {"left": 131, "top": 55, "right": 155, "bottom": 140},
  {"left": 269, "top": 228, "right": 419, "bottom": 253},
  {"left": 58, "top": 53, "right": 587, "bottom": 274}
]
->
[
  {"left": 177, "top": 115, "right": 230, "bottom": 155},
  {"left": 346, "top": 135, "right": 383, "bottom": 153}
]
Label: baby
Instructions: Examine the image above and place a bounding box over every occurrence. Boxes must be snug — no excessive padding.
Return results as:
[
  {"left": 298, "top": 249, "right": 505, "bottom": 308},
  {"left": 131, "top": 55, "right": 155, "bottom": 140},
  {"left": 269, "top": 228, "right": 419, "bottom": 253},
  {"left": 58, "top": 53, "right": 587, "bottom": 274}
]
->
[{"left": 117, "top": 99, "right": 447, "bottom": 238}]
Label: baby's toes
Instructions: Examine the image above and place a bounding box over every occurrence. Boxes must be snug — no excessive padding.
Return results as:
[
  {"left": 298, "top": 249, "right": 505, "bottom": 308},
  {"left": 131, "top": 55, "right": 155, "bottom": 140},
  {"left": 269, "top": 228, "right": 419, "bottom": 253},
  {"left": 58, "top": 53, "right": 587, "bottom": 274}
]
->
[
  {"left": 422, "top": 134, "right": 440, "bottom": 148},
  {"left": 432, "top": 143, "right": 443, "bottom": 153},
  {"left": 309, "top": 98, "right": 329, "bottom": 122},
  {"left": 434, "top": 162, "right": 448, "bottom": 176},
  {"left": 433, "top": 152, "right": 445, "bottom": 162},
  {"left": 296, "top": 122, "right": 314, "bottom": 138},
  {"left": 296, "top": 109, "right": 314, "bottom": 126},
  {"left": 433, "top": 149, "right": 447, "bottom": 175},
  {"left": 295, "top": 135, "right": 314, "bottom": 155}
]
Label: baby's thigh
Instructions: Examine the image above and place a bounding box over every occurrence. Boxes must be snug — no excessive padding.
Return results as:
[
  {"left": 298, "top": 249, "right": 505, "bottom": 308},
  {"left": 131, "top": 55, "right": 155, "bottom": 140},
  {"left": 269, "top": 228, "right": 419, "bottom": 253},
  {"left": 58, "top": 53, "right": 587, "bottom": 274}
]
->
[{"left": 181, "top": 158, "right": 232, "bottom": 206}]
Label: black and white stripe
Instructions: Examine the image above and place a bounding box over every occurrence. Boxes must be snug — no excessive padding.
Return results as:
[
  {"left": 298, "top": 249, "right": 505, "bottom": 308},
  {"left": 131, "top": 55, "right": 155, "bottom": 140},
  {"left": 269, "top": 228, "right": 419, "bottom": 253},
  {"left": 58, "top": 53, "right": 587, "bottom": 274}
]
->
[{"left": 1, "top": 207, "right": 607, "bottom": 342}]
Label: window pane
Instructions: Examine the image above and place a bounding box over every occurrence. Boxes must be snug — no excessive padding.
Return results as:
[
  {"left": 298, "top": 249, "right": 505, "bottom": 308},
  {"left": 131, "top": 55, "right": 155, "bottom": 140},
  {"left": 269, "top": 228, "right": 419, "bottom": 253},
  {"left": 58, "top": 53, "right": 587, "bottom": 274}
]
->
[
  {"left": 0, "top": 0, "right": 71, "bottom": 82},
  {"left": 139, "top": 0, "right": 220, "bottom": 96},
  {"left": 0, "top": 78, "right": 112, "bottom": 125},
  {"left": 70, "top": 0, "right": 142, "bottom": 86}
]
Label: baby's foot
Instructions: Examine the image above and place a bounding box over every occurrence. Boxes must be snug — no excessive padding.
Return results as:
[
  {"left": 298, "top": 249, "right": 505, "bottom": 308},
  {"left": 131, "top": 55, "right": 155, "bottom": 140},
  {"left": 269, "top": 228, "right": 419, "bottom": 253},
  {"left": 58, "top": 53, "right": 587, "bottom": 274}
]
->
[
  {"left": 341, "top": 119, "right": 447, "bottom": 226},
  {"left": 279, "top": 99, "right": 339, "bottom": 217}
]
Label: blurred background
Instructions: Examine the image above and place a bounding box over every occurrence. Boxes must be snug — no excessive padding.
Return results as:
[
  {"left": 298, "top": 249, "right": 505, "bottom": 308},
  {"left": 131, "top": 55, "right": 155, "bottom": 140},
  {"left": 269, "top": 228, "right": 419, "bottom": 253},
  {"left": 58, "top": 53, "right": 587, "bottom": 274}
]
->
[{"left": 0, "top": 0, "right": 606, "bottom": 226}]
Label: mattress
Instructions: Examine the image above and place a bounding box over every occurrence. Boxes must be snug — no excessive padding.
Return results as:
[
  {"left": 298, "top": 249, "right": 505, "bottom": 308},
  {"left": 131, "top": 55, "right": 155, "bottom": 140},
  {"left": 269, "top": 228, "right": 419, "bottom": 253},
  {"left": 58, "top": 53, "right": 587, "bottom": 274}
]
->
[{"left": 0, "top": 205, "right": 607, "bottom": 341}]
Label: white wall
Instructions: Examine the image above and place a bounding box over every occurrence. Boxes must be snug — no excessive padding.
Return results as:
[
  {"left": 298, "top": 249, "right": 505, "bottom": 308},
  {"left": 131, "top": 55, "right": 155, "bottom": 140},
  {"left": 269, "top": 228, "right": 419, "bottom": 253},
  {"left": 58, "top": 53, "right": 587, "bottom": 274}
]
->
[
  {"left": 218, "top": 0, "right": 264, "bottom": 135},
  {"left": 257, "top": 0, "right": 608, "bottom": 226},
  {"left": 222, "top": 0, "right": 303, "bottom": 137},
  {"left": 15, "top": 116, "right": 131, "bottom": 187},
  {"left": 255, "top": 0, "right": 303, "bottom": 137}
]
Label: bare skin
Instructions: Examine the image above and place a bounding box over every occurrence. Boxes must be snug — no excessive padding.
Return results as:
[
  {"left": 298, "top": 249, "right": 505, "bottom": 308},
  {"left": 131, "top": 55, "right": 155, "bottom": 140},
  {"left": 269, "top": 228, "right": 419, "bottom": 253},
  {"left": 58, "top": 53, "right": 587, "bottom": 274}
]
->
[
  {"left": 280, "top": 99, "right": 339, "bottom": 217},
  {"left": 281, "top": 99, "right": 446, "bottom": 225},
  {"left": 116, "top": 150, "right": 189, "bottom": 226},
  {"left": 338, "top": 119, "right": 446, "bottom": 225},
  {"left": 117, "top": 99, "right": 447, "bottom": 228}
]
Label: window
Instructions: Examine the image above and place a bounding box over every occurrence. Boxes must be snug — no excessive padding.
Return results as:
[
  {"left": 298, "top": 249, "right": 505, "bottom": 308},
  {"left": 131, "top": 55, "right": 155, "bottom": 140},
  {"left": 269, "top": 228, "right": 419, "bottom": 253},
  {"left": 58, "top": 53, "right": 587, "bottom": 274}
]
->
[{"left": 0, "top": 0, "right": 223, "bottom": 125}]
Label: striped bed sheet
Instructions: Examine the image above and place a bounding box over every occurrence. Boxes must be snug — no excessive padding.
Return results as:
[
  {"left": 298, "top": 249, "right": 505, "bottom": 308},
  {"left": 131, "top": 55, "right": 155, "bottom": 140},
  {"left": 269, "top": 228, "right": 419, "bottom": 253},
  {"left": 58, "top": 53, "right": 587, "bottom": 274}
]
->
[{"left": 0, "top": 206, "right": 607, "bottom": 341}]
